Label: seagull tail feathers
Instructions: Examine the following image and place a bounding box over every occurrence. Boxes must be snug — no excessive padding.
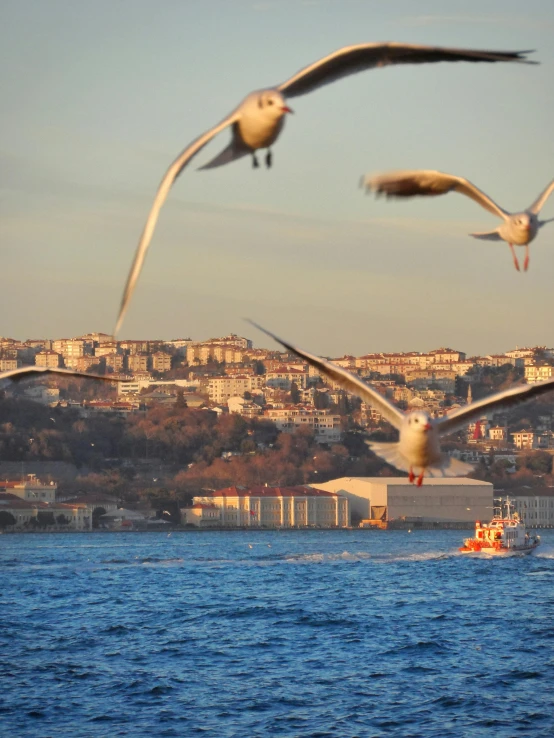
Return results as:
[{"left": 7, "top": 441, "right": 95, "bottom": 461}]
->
[
  {"left": 366, "top": 442, "right": 474, "bottom": 478},
  {"left": 198, "top": 140, "right": 250, "bottom": 170},
  {"left": 366, "top": 441, "right": 409, "bottom": 472},
  {"left": 469, "top": 229, "right": 503, "bottom": 241},
  {"left": 425, "top": 456, "right": 475, "bottom": 478}
]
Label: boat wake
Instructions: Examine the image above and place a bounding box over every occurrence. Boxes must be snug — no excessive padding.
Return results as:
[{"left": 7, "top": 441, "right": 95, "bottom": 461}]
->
[{"left": 533, "top": 545, "right": 554, "bottom": 559}]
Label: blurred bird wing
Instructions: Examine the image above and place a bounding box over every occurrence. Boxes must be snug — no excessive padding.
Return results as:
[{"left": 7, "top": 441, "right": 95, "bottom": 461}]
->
[
  {"left": 114, "top": 110, "right": 240, "bottom": 336},
  {"left": 0, "top": 367, "right": 123, "bottom": 383},
  {"left": 437, "top": 377, "right": 554, "bottom": 436},
  {"left": 249, "top": 321, "right": 404, "bottom": 430},
  {"left": 277, "top": 43, "right": 535, "bottom": 99},
  {"left": 529, "top": 179, "right": 554, "bottom": 214},
  {"left": 364, "top": 170, "right": 508, "bottom": 219}
]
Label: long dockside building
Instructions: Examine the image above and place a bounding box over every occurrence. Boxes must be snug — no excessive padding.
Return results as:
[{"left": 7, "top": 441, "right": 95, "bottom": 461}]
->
[{"left": 182, "top": 486, "right": 349, "bottom": 528}]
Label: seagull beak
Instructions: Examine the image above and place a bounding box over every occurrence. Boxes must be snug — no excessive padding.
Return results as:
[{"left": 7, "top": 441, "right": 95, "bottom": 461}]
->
[
  {"left": 423, "top": 423, "right": 432, "bottom": 431},
  {"left": 281, "top": 105, "right": 294, "bottom": 114}
]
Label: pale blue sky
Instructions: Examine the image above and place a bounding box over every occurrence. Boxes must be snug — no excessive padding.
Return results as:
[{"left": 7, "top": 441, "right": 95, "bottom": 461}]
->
[{"left": 2, "top": 0, "right": 554, "bottom": 356}]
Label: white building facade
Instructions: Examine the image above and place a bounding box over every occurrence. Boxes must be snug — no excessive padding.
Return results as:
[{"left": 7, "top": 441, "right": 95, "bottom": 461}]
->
[
  {"left": 186, "top": 486, "right": 349, "bottom": 528},
  {"left": 264, "top": 407, "right": 342, "bottom": 443}
]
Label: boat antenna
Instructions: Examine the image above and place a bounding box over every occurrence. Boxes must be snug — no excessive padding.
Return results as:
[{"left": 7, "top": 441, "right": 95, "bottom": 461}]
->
[{"left": 504, "top": 497, "right": 513, "bottom": 519}]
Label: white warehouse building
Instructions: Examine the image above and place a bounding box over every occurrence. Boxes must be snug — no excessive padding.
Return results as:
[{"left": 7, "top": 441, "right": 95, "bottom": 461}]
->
[{"left": 311, "top": 477, "right": 493, "bottom": 525}]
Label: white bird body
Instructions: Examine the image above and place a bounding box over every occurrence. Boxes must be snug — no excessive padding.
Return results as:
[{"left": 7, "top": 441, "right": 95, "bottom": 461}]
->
[
  {"left": 363, "top": 169, "right": 554, "bottom": 271},
  {"left": 115, "top": 44, "right": 535, "bottom": 335},
  {"left": 200, "top": 90, "right": 290, "bottom": 170},
  {"left": 238, "top": 98, "right": 286, "bottom": 151},
  {"left": 367, "top": 410, "right": 471, "bottom": 483},
  {"left": 477, "top": 210, "right": 538, "bottom": 246},
  {"left": 250, "top": 322, "right": 554, "bottom": 486},
  {"left": 230, "top": 90, "right": 287, "bottom": 151},
  {"left": 398, "top": 414, "right": 442, "bottom": 468}
]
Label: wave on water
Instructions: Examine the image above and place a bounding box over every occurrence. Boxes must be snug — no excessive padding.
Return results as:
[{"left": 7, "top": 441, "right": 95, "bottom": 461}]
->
[
  {"left": 92, "top": 550, "right": 454, "bottom": 568},
  {"left": 534, "top": 545, "right": 554, "bottom": 559},
  {"left": 283, "top": 551, "right": 372, "bottom": 564},
  {"left": 379, "top": 551, "right": 452, "bottom": 563},
  {"left": 100, "top": 556, "right": 184, "bottom": 567}
]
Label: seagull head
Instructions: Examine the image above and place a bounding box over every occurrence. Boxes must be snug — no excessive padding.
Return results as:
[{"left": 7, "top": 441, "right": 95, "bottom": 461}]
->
[
  {"left": 406, "top": 411, "right": 433, "bottom": 434},
  {"left": 258, "top": 90, "right": 293, "bottom": 119},
  {"left": 513, "top": 212, "right": 533, "bottom": 238}
]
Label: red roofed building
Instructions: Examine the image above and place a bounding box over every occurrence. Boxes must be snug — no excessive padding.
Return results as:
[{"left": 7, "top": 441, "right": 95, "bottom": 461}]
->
[
  {"left": 35, "top": 350, "right": 63, "bottom": 368},
  {"left": 266, "top": 367, "right": 308, "bottom": 390},
  {"left": 181, "top": 503, "right": 221, "bottom": 527},
  {"left": 264, "top": 406, "right": 342, "bottom": 444},
  {"left": 208, "top": 375, "right": 265, "bottom": 403},
  {"left": 183, "top": 485, "right": 349, "bottom": 528},
  {"left": 0, "top": 475, "right": 57, "bottom": 502}
]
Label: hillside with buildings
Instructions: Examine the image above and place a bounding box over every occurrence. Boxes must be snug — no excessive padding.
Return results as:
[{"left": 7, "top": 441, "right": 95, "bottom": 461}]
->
[{"left": 2, "top": 332, "right": 554, "bottom": 529}]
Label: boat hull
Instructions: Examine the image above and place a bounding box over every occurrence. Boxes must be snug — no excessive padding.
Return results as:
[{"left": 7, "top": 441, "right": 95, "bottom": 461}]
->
[{"left": 459, "top": 544, "right": 539, "bottom": 555}]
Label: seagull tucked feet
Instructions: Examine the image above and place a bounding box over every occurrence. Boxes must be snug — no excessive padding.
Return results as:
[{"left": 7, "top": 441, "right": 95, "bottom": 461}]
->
[
  {"left": 249, "top": 321, "right": 554, "bottom": 486},
  {"left": 114, "top": 44, "right": 535, "bottom": 335},
  {"left": 362, "top": 169, "right": 554, "bottom": 273}
]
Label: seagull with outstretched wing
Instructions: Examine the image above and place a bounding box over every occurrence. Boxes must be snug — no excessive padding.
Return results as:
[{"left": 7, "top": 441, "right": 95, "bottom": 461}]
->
[
  {"left": 362, "top": 170, "right": 554, "bottom": 272},
  {"left": 249, "top": 321, "right": 554, "bottom": 486},
  {"left": 114, "top": 43, "right": 535, "bottom": 335},
  {"left": 0, "top": 367, "right": 123, "bottom": 383}
]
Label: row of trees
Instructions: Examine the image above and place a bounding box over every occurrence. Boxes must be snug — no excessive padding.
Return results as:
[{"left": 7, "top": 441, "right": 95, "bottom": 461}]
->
[
  {"left": 0, "top": 388, "right": 392, "bottom": 506},
  {"left": 0, "top": 511, "right": 70, "bottom": 529},
  {"left": 3, "top": 363, "right": 554, "bottom": 508}
]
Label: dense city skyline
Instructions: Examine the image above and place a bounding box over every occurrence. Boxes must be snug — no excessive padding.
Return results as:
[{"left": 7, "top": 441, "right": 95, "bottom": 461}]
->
[{"left": 2, "top": 327, "right": 554, "bottom": 360}]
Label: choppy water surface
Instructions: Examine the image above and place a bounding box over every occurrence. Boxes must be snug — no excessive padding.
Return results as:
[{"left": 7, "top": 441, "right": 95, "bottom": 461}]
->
[{"left": 2, "top": 529, "right": 554, "bottom": 738}]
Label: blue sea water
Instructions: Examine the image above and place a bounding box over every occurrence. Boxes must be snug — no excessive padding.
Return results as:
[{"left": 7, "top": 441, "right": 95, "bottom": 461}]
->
[{"left": 1, "top": 530, "right": 554, "bottom": 738}]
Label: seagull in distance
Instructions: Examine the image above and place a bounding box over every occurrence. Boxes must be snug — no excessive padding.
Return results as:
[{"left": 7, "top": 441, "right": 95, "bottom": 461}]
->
[
  {"left": 362, "top": 170, "right": 554, "bottom": 272},
  {"left": 114, "top": 43, "right": 535, "bottom": 336},
  {"left": 249, "top": 321, "right": 554, "bottom": 486},
  {"left": 0, "top": 367, "right": 124, "bottom": 383}
]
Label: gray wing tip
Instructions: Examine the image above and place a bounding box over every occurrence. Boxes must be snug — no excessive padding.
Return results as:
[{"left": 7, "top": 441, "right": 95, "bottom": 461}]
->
[
  {"left": 359, "top": 174, "right": 377, "bottom": 194},
  {"left": 505, "top": 50, "right": 538, "bottom": 64},
  {"left": 244, "top": 318, "right": 292, "bottom": 353}
]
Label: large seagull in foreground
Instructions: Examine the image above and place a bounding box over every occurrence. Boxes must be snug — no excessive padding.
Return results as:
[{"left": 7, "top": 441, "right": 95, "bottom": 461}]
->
[
  {"left": 362, "top": 170, "right": 554, "bottom": 272},
  {"left": 249, "top": 321, "right": 554, "bottom": 486},
  {"left": 114, "top": 43, "right": 535, "bottom": 335}
]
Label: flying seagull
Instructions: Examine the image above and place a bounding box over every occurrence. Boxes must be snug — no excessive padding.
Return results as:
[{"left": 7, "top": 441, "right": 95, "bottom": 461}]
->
[
  {"left": 0, "top": 367, "right": 123, "bottom": 383},
  {"left": 114, "top": 43, "right": 535, "bottom": 336},
  {"left": 249, "top": 321, "right": 554, "bottom": 486},
  {"left": 362, "top": 170, "right": 554, "bottom": 272}
]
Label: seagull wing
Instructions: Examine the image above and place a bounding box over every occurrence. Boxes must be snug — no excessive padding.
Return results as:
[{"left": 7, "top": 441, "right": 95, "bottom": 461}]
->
[
  {"left": 529, "top": 179, "right": 554, "bottom": 215},
  {"left": 437, "top": 377, "right": 554, "bottom": 436},
  {"left": 277, "top": 43, "right": 535, "bottom": 99},
  {"left": 0, "top": 367, "right": 123, "bottom": 383},
  {"left": 248, "top": 321, "right": 404, "bottom": 430},
  {"left": 114, "top": 110, "right": 240, "bottom": 336},
  {"left": 363, "top": 170, "right": 508, "bottom": 219}
]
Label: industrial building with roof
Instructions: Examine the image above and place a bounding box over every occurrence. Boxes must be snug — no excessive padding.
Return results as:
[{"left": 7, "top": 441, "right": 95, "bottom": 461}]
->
[{"left": 311, "top": 477, "right": 493, "bottom": 527}]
